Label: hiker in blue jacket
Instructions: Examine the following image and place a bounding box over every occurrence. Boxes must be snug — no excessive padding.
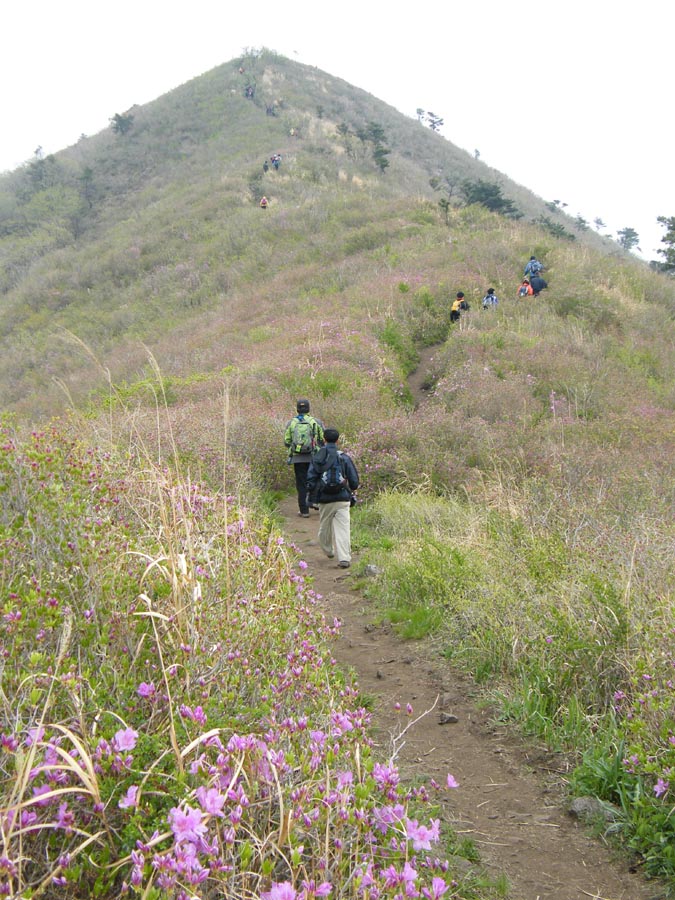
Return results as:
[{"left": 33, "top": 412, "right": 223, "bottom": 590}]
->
[
  {"left": 306, "top": 428, "right": 359, "bottom": 568},
  {"left": 524, "top": 256, "right": 544, "bottom": 278}
]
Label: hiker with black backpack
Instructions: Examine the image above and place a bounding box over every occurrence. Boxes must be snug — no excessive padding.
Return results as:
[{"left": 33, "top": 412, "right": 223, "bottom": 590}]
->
[
  {"left": 529, "top": 273, "right": 548, "bottom": 296},
  {"left": 285, "top": 399, "right": 324, "bottom": 517},
  {"left": 306, "top": 428, "right": 359, "bottom": 569}
]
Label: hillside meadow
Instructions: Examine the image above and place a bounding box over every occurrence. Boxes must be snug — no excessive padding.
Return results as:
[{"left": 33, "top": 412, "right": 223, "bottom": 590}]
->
[{"left": 2, "top": 49, "right": 675, "bottom": 896}]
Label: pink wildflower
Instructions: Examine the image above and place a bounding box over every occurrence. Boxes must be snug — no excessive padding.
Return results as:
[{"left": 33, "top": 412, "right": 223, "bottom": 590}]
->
[
  {"left": 57, "top": 802, "right": 75, "bottom": 833},
  {"left": 137, "top": 682, "right": 156, "bottom": 698},
  {"left": 446, "top": 773, "right": 459, "bottom": 789},
  {"left": 261, "top": 882, "right": 297, "bottom": 900},
  {"left": 404, "top": 817, "right": 440, "bottom": 851},
  {"left": 422, "top": 877, "right": 449, "bottom": 899},
  {"left": 168, "top": 805, "right": 207, "bottom": 844},
  {"left": 196, "top": 786, "right": 226, "bottom": 817},
  {"left": 654, "top": 778, "right": 670, "bottom": 798},
  {"left": 119, "top": 785, "right": 139, "bottom": 809},
  {"left": 113, "top": 728, "right": 138, "bottom": 752}
]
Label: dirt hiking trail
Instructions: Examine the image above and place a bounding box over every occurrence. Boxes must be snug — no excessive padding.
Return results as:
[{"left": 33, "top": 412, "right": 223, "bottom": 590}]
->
[{"left": 280, "top": 349, "right": 663, "bottom": 900}]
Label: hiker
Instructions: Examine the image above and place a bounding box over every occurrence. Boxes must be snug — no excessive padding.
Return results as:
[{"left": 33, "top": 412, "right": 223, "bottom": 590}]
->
[
  {"left": 259, "top": 196, "right": 269, "bottom": 210},
  {"left": 263, "top": 160, "right": 269, "bottom": 173},
  {"left": 482, "top": 288, "right": 499, "bottom": 309},
  {"left": 271, "top": 154, "right": 281, "bottom": 170},
  {"left": 529, "top": 273, "right": 548, "bottom": 296},
  {"left": 450, "top": 292, "right": 464, "bottom": 322},
  {"left": 517, "top": 279, "right": 534, "bottom": 298},
  {"left": 306, "top": 428, "right": 359, "bottom": 568},
  {"left": 524, "top": 255, "right": 544, "bottom": 278},
  {"left": 285, "top": 399, "right": 324, "bottom": 517}
]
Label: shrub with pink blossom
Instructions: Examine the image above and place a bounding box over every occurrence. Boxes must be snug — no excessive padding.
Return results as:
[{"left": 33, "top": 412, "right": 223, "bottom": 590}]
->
[{"left": 0, "top": 418, "right": 477, "bottom": 899}]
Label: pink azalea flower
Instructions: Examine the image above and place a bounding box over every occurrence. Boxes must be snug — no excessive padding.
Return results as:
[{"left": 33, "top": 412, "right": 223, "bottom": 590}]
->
[
  {"left": 654, "top": 778, "right": 670, "bottom": 798},
  {"left": 137, "top": 682, "right": 156, "bottom": 698},
  {"left": 168, "top": 804, "right": 207, "bottom": 844},
  {"left": 446, "top": 773, "right": 459, "bottom": 789},
  {"left": 404, "top": 817, "right": 440, "bottom": 851},
  {"left": 195, "top": 786, "right": 226, "bottom": 817},
  {"left": 113, "top": 727, "right": 138, "bottom": 752},
  {"left": 119, "top": 785, "right": 139, "bottom": 809},
  {"left": 32, "top": 784, "right": 53, "bottom": 807},
  {"left": 422, "top": 877, "right": 449, "bottom": 899},
  {"left": 261, "top": 882, "right": 297, "bottom": 900}
]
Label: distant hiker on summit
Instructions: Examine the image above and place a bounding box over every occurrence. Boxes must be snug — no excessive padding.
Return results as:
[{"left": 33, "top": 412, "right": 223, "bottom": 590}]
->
[
  {"left": 524, "top": 256, "right": 544, "bottom": 278},
  {"left": 306, "top": 428, "right": 359, "bottom": 569},
  {"left": 285, "top": 399, "right": 324, "bottom": 517}
]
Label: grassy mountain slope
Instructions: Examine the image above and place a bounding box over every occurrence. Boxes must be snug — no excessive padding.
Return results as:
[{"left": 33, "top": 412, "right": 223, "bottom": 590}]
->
[
  {"left": 3, "top": 48, "right": 675, "bottom": 886},
  {"left": 1, "top": 49, "right": 622, "bottom": 418}
]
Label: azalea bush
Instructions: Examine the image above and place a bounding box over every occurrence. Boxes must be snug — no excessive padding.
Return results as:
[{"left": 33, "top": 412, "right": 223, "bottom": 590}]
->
[{"left": 0, "top": 417, "right": 484, "bottom": 899}]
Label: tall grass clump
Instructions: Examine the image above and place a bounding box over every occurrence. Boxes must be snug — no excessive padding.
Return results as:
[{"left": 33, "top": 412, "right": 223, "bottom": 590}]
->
[
  {"left": 355, "top": 488, "right": 675, "bottom": 881},
  {"left": 0, "top": 415, "right": 490, "bottom": 899}
]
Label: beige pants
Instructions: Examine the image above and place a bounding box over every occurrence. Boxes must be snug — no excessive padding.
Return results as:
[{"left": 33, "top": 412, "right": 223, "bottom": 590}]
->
[{"left": 318, "top": 501, "right": 352, "bottom": 563}]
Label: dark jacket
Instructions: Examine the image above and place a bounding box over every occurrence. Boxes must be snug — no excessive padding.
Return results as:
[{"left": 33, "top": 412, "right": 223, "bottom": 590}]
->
[
  {"left": 530, "top": 274, "right": 548, "bottom": 294},
  {"left": 306, "top": 443, "right": 359, "bottom": 504}
]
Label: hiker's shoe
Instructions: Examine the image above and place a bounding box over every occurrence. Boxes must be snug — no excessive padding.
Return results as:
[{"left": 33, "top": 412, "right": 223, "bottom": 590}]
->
[
  {"left": 337, "top": 560, "right": 350, "bottom": 569},
  {"left": 298, "top": 512, "right": 310, "bottom": 518},
  {"left": 326, "top": 552, "right": 334, "bottom": 559},
  {"left": 310, "top": 504, "right": 320, "bottom": 510}
]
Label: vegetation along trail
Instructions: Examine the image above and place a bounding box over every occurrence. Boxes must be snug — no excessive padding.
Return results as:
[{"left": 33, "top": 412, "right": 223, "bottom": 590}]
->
[{"left": 281, "top": 345, "right": 657, "bottom": 900}]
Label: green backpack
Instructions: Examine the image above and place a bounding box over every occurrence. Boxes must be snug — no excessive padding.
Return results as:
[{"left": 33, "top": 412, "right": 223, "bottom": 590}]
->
[{"left": 290, "top": 415, "right": 317, "bottom": 454}]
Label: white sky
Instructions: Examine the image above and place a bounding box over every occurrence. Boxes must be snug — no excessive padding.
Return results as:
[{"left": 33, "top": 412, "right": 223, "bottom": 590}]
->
[{"left": 3, "top": 0, "right": 673, "bottom": 260}]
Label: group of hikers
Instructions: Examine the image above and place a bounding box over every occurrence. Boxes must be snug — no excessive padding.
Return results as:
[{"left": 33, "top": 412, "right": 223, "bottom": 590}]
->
[
  {"left": 260, "top": 155, "right": 283, "bottom": 209},
  {"left": 450, "top": 255, "right": 548, "bottom": 322},
  {"left": 285, "top": 399, "right": 359, "bottom": 570},
  {"left": 282, "top": 259, "right": 548, "bottom": 566},
  {"left": 262, "top": 154, "right": 282, "bottom": 173}
]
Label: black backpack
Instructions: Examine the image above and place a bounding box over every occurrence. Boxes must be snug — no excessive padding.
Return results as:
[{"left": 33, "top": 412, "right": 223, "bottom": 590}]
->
[{"left": 321, "top": 452, "right": 347, "bottom": 494}]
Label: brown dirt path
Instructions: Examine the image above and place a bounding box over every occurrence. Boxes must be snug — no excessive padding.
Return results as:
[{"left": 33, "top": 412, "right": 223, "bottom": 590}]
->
[
  {"left": 282, "top": 502, "right": 659, "bottom": 900},
  {"left": 279, "top": 351, "right": 664, "bottom": 900}
]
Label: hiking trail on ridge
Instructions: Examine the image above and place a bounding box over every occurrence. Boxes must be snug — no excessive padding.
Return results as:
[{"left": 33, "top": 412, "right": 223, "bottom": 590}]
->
[{"left": 280, "top": 345, "right": 660, "bottom": 900}]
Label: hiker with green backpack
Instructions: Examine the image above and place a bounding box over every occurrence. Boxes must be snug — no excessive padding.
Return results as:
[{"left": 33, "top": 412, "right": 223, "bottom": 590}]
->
[{"left": 284, "top": 399, "right": 325, "bottom": 517}]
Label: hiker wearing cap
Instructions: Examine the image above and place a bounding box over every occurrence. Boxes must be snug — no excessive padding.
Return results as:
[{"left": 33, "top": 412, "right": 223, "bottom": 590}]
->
[
  {"left": 518, "top": 279, "right": 534, "bottom": 298},
  {"left": 285, "top": 399, "right": 324, "bottom": 517}
]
